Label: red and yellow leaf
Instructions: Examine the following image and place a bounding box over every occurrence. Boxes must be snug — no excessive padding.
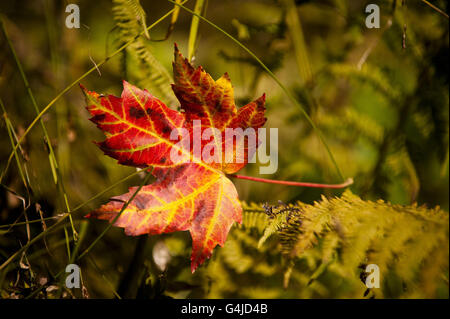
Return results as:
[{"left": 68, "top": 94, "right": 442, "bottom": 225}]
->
[
  {"left": 83, "top": 44, "right": 266, "bottom": 272},
  {"left": 86, "top": 164, "right": 241, "bottom": 272}
]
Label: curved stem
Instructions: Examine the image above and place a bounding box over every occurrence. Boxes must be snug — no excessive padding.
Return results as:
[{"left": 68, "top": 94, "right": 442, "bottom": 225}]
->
[{"left": 230, "top": 174, "right": 353, "bottom": 189}]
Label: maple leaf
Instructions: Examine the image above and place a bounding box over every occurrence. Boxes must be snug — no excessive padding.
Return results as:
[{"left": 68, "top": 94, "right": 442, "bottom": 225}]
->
[{"left": 82, "top": 44, "right": 266, "bottom": 272}]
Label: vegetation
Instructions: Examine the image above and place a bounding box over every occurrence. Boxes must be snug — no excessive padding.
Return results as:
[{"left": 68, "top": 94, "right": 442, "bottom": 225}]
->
[{"left": 0, "top": 0, "right": 448, "bottom": 298}]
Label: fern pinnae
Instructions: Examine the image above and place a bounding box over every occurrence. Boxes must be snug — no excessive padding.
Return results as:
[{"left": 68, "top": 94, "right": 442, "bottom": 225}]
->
[
  {"left": 239, "top": 201, "right": 268, "bottom": 234},
  {"left": 220, "top": 233, "right": 254, "bottom": 274},
  {"left": 327, "top": 63, "right": 400, "bottom": 103},
  {"left": 285, "top": 197, "right": 332, "bottom": 258},
  {"left": 394, "top": 223, "right": 448, "bottom": 285},
  {"left": 319, "top": 230, "right": 340, "bottom": 264},
  {"left": 366, "top": 213, "right": 422, "bottom": 278},
  {"left": 414, "top": 242, "right": 449, "bottom": 298},
  {"left": 256, "top": 201, "right": 307, "bottom": 250},
  {"left": 319, "top": 108, "right": 385, "bottom": 146},
  {"left": 258, "top": 211, "right": 291, "bottom": 249}
]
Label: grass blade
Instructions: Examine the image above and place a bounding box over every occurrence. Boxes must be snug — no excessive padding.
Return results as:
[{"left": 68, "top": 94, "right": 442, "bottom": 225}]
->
[
  {"left": 283, "top": 0, "right": 313, "bottom": 84},
  {"left": 187, "top": 0, "right": 206, "bottom": 61},
  {"left": 0, "top": 17, "right": 77, "bottom": 242}
]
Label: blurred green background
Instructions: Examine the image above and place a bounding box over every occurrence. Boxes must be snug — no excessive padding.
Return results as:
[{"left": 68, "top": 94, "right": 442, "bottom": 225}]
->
[{"left": 0, "top": 0, "right": 448, "bottom": 298}]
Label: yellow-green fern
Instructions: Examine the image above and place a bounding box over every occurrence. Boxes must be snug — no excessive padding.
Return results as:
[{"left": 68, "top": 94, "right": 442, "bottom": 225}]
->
[{"left": 258, "top": 191, "right": 448, "bottom": 298}]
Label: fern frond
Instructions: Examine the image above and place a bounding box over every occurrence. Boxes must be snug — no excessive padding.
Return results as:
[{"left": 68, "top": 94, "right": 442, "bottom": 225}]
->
[
  {"left": 113, "top": 0, "right": 177, "bottom": 105},
  {"left": 259, "top": 191, "right": 449, "bottom": 297}
]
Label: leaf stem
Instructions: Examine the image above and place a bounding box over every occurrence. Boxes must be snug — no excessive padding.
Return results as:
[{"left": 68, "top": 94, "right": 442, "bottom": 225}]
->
[
  {"left": 230, "top": 174, "right": 353, "bottom": 189},
  {"left": 167, "top": 0, "right": 345, "bottom": 182}
]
